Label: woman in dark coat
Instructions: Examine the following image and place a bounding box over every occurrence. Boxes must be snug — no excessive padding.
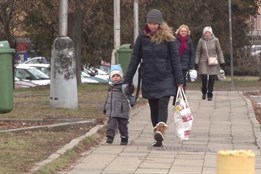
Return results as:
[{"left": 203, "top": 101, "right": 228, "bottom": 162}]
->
[
  {"left": 124, "top": 9, "right": 183, "bottom": 147},
  {"left": 174, "top": 24, "right": 195, "bottom": 91}
]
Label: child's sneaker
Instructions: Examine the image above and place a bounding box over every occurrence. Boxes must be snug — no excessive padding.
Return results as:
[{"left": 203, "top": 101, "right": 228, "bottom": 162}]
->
[
  {"left": 106, "top": 136, "right": 114, "bottom": 144},
  {"left": 120, "top": 137, "right": 128, "bottom": 145}
]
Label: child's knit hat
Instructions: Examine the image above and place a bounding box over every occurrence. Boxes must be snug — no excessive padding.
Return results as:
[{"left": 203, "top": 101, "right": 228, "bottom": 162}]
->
[{"left": 110, "top": 64, "right": 123, "bottom": 79}]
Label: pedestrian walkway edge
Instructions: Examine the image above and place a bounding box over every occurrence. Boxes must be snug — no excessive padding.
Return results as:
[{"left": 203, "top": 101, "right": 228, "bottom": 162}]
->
[
  {"left": 240, "top": 91, "right": 261, "bottom": 149},
  {"left": 30, "top": 124, "right": 105, "bottom": 173}
]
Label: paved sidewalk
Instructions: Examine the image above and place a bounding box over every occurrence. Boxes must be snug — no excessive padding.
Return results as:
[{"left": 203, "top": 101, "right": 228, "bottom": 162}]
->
[{"left": 59, "top": 90, "right": 261, "bottom": 174}]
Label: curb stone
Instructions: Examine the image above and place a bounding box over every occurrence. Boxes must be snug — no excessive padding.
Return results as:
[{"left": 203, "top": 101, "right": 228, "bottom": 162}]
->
[
  {"left": 241, "top": 91, "right": 261, "bottom": 150},
  {"left": 0, "top": 120, "right": 96, "bottom": 133},
  {"left": 30, "top": 124, "right": 105, "bottom": 173}
]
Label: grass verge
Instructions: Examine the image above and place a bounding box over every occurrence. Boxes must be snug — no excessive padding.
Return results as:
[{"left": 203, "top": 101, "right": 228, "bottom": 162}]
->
[
  {"left": 33, "top": 127, "right": 106, "bottom": 174},
  {"left": 187, "top": 76, "right": 261, "bottom": 91},
  {"left": 0, "top": 84, "right": 107, "bottom": 173}
]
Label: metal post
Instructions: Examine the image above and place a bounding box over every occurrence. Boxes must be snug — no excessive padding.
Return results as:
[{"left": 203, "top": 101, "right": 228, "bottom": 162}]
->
[
  {"left": 132, "top": 0, "right": 139, "bottom": 89},
  {"left": 111, "top": 0, "right": 120, "bottom": 65},
  {"left": 59, "top": 0, "right": 68, "bottom": 36},
  {"left": 259, "top": 55, "right": 261, "bottom": 80},
  {"left": 133, "top": 0, "right": 139, "bottom": 44},
  {"left": 50, "top": 0, "right": 78, "bottom": 109},
  {"left": 228, "top": 0, "right": 234, "bottom": 90}
]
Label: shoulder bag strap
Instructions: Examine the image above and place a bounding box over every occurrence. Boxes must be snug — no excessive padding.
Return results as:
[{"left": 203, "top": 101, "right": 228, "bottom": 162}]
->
[
  {"left": 205, "top": 41, "right": 209, "bottom": 58},
  {"left": 135, "top": 63, "right": 142, "bottom": 100}
]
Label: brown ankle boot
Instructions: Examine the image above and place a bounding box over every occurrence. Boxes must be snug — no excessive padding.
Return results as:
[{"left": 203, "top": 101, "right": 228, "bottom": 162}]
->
[{"left": 153, "top": 122, "right": 167, "bottom": 147}]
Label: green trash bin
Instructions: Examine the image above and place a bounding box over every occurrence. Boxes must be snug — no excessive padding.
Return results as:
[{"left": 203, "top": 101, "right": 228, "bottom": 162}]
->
[
  {"left": 117, "top": 44, "right": 133, "bottom": 75},
  {"left": 0, "top": 40, "right": 15, "bottom": 114}
]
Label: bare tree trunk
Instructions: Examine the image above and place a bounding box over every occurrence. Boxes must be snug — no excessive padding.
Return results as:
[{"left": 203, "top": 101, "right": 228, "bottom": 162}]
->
[{"left": 68, "top": 6, "right": 83, "bottom": 86}]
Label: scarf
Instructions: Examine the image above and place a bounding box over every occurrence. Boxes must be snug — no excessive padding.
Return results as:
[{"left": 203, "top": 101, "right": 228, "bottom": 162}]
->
[
  {"left": 144, "top": 24, "right": 156, "bottom": 36},
  {"left": 178, "top": 34, "right": 188, "bottom": 56}
]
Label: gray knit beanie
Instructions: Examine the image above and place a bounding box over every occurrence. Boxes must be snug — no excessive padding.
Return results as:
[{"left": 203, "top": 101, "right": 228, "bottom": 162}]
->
[{"left": 146, "top": 9, "right": 163, "bottom": 24}]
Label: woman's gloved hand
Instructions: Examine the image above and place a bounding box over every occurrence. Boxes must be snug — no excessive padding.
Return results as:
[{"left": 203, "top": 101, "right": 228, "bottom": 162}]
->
[
  {"left": 125, "top": 84, "right": 134, "bottom": 96},
  {"left": 195, "top": 64, "right": 198, "bottom": 71},
  {"left": 220, "top": 64, "right": 225, "bottom": 69}
]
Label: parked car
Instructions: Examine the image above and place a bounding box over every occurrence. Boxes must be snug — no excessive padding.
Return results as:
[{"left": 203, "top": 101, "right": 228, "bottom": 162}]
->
[
  {"left": 250, "top": 45, "right": 261, "bottom": 56},
  {"left": 23, "top": 57, "right": 48, "bottom": 64},
  {"left": 84, "top": 68, "right": 110, "bottom": 82},
  {"left": 14, "top": 77, "right": 38, "bottom": 89},
  {"left": 16, "top": 63, "right": 51, "bottom": 76},
  {"left": 17, "top": 63, "right": 108, "bottom": 84},
  {"left": 15, "top": 66, "right": 50, "bottom": 86},
  {"left": 99, "top": 65, "right": 110, "bottom": 74},
  {"left": 81, "top": 71, "right": 108, "bottom": 84},
  {"left": 242, "top": 45, "right": 261, "bottom": 56}
]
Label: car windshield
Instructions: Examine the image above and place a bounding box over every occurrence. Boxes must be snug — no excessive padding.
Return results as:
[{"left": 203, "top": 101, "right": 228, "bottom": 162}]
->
[
  {"left": 15, "top": 69, "right": 32, "bottom": 80},
  {"left": 253, "top": 46, "right": 261, "bottom": 52},
  {"left": 81, "top": 71, "right": 91, "bottom": 78},
  {"left": 35, "top": 67, "right": 51, "bottom": 76},
  {"left": 16, "top": 68, "right": 50, "bottom": 80},
  {"left": 97, "top": 69, "right": 109, "bottom": 75},
  {"left": 27, "top": 68, "right": 50, "bottom": 79}
]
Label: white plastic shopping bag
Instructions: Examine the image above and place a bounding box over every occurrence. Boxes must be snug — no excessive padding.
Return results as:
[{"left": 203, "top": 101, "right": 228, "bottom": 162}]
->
[{"left": 173, "top": 87, "right": 193, "bottom": 140}]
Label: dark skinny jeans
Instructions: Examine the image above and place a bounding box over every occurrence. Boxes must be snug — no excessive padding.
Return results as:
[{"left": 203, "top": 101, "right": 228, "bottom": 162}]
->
[
  {"left": 148, "top": 96, "right": 170, "bottom": 127},
  {"left": 201, "top": 74, "right": 216, "bottom": 98}
]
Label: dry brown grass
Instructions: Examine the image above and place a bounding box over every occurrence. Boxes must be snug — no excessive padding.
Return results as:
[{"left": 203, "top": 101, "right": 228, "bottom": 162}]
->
[
  {"left": 0, "top": 84, "right": 108, "bottom": 173},
  {"left": 3, "top": 84, "right": 108, "bottom": 120}
]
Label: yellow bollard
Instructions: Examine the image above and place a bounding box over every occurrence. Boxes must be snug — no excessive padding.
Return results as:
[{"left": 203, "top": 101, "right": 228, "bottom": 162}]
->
[{"left": 217, "top": 150, "right": 255, "bottom": 174}]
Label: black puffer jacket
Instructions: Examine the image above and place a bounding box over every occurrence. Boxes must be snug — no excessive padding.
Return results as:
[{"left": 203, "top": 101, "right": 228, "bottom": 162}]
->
[
  {"left": 124, "top": 32, "right": 183, "bottom": 99},
  {"left": 174, "top": 36, "right": 195, "bottom": 70}
]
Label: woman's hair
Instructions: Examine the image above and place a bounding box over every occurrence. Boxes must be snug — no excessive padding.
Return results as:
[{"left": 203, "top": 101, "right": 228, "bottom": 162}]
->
[
  {"left": 175, "top": 24, "right": 191, "bottom": 35},
  {"left": 150, "top": 22, "right": 175, "bottom": 44}
]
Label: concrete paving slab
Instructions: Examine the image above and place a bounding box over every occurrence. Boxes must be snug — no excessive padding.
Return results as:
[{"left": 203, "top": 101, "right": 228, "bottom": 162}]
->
[{"left": 53, "top": 90, "right": 261, "bottom": 174}]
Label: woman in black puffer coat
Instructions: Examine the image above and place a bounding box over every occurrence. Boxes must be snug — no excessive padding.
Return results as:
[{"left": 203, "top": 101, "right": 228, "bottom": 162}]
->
[{"left": 124, "top": 9, "right": 183, "bottom": 147}]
